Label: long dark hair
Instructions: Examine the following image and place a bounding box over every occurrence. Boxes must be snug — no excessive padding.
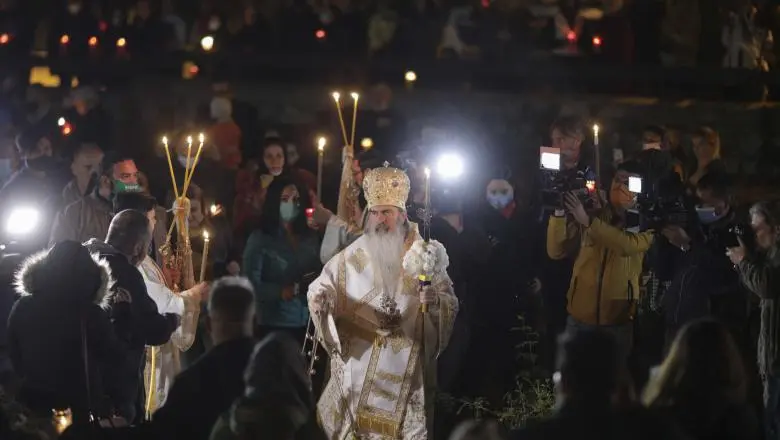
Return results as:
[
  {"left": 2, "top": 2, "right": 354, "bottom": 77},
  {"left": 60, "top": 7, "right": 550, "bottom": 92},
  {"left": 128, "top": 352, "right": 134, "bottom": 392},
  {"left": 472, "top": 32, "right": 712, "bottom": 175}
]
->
[{"left": 259, "top": 177, "right": 312, "bottom": 237}]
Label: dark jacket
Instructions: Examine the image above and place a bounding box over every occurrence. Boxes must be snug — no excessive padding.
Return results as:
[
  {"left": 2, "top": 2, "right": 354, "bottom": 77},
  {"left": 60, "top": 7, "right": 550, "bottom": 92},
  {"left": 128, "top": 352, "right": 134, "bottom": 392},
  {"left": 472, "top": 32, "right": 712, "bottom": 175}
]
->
[
  {"left": 7, "top": 241, "right": 127, "bottom": 420},
  {"left": 738, "top": 246, "right": 780, "bottom": 376},
  {"left": 83, "top": 239, "right": 179, "bottom": 411},
  {"left": 210, "top": 333, "right": 325, "bottom": 440},
  {"left": 149, "top": 337, "right": 256, "bottom": 440},
  {"left": 663, "top": 212, "right": 745, "bottom": 332}
]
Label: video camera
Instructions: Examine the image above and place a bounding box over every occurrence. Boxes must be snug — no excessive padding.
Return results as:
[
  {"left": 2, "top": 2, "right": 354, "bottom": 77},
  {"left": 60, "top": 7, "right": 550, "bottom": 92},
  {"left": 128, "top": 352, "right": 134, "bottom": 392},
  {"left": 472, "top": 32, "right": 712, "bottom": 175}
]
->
[
  {"left": 624, "top": 156, "right": 688, "bottom": 230},
  {"left": 539, "top": 147, "right": 597, "bottom": 210}
]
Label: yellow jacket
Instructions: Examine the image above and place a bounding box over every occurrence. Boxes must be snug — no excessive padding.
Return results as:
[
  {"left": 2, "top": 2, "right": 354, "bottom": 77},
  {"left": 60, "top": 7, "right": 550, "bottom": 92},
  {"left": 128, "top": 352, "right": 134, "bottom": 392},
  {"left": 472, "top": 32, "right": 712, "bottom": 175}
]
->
[{"left": 547, "top": 212, "right": 654, "bottom": 326}]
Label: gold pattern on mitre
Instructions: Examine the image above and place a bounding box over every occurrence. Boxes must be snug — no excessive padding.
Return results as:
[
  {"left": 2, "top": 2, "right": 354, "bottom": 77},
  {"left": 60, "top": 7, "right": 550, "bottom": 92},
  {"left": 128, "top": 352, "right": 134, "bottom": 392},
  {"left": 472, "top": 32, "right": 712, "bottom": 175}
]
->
[{"left": 362, "top": 163, "right": 410, "bottom": 210}]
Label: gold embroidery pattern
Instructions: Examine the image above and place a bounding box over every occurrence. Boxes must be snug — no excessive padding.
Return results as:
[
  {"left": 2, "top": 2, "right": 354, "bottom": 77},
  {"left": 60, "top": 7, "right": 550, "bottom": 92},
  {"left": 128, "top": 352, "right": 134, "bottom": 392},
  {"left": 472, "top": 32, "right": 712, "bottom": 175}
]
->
[
  {"left": 337, "top": 254, "right": 347, "bottom": 315},
  {"left": 348, "top": 248, "right": 369, "bottom": 273},
  {"left": 373, "top": 387, "right": 399, "bottom": 401},
  {"left": 356, "top": 315, "right": 423, "bottom": 437},
  {"left": 402, "top": 275, "right": 418, "bottom": 297},
  {"left": 375, "top": 370, "right": 404, "bottom": 384}
]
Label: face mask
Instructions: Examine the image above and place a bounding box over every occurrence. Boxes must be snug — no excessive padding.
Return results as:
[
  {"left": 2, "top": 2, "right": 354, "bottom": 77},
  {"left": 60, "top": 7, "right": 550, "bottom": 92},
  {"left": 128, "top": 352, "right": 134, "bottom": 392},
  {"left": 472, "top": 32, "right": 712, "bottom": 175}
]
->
[
  {"left": 696, "top": 206, "right": 725, "bottom": 225},
  {"left": 487, "top": 193, "right": 513, "bottom": 210},
  {"left": 68, "top": 4, "right": 82, "bottom": 14},
  {"left": 280, "top": 201, "right": 300, "bottom": 222},
  {"left": 114, "top": 180, "right": 141, "bottom": 194},
  {"left": 643, "top": 142, "right": 662, "bottom": 151},
  {"left": 25, "top": 155, "right": 56, "bottom": 172},
  {"left": 610, "top": 183, "right": 635, "bottom": 209}
]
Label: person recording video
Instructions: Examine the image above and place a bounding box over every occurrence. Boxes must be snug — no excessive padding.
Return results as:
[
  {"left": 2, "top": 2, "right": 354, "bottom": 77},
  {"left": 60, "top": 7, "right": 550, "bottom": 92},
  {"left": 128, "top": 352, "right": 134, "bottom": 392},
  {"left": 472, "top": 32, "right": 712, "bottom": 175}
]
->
[
  {"left": 546, "top": 163, "right": 686, "bottom": 362},
  {"left": 660, "top": 173, "right": 751, "bottom": 349}
]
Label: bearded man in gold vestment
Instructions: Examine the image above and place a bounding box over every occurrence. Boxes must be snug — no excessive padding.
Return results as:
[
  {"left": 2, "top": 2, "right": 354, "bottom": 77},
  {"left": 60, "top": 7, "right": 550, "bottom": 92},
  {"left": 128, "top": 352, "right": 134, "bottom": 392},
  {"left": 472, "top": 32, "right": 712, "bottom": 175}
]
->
[{"left": 308, "top": 165, "right": 459, "bottom": 440}]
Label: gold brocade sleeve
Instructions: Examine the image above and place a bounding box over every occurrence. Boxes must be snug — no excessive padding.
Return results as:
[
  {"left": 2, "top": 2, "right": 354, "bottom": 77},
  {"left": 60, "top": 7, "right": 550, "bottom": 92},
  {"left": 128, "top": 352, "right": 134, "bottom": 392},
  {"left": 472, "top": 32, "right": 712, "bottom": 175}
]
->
[
  {"left": 431, "top": 275, "right": 459, "bottom": 357},
  {"left": 170, "top": 235, "right": 200, "bottom": 352}
]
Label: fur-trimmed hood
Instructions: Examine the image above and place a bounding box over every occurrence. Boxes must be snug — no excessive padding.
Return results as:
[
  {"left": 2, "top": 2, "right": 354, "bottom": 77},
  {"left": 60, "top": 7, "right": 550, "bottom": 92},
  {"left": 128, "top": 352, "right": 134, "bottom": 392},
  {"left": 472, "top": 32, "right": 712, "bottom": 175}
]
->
[{"left": 14, "top": 240, "right": 113, "bottom": 307}]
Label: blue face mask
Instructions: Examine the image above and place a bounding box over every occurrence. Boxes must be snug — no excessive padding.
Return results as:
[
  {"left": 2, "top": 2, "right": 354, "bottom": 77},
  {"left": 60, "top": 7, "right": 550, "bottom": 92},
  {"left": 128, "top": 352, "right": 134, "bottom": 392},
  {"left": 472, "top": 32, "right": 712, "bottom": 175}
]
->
[
  {"left": 280, "top": 201, "right": 300, "bottom": 222},
  {"left": 696, "top": 206, "right": 725, "bottom": 225},
  {"left": 487, "top": 194, "right": 513, "bottom": 210}
]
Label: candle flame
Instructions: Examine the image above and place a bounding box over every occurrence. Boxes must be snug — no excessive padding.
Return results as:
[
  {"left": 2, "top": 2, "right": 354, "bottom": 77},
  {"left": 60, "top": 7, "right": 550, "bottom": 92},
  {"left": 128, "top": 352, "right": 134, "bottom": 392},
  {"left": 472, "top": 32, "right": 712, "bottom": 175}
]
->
[
  {"left": 203, "top": 230, "right": 209, "bottom": 240},
  {"left": 350, "top": 92, "right": 359, "bottom": 100},
  {"left": 210, "top": 204, "right": 217, "bottom": 214},
  {"left": 332, "top": 92, "right": 340, "bottom": 101},
  {"left": 161, "top": 135, "right": 168, "bottom": 144},
  {"left": 198, "top": 133, "right": 205, "bottom": 143},
  {"left": 592, "top": 124, "right": 600, "bottom": 134},
  {"left": 187, "top": 136, "right": 193, "bottom": 144},
  {"left": 317, "top": 137, "right": 326, "bottom": 151}
]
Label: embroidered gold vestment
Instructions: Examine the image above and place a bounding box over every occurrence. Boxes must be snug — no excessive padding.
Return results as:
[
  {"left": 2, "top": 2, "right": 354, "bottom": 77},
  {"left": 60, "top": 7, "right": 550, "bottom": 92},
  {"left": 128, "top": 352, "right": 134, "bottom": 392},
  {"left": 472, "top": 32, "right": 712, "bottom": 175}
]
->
[
  {"left": 307, "top": 224, "right": 458, "bottom": 440},
  {"left": 140, "top": 256, "right": 200, "bottom": 414}
]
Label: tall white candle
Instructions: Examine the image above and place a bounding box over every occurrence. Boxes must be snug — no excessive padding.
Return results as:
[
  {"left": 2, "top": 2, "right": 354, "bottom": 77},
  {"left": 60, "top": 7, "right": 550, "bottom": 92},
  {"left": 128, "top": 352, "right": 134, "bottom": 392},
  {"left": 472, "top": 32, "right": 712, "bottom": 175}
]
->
[{"left": 317, "top": 137, "right": 326, "bottom": 200}]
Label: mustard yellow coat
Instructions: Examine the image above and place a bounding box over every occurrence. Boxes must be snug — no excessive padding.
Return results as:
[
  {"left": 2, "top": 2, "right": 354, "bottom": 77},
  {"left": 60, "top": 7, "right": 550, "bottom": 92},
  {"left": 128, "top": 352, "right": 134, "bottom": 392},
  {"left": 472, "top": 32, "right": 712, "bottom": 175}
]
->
[{"left": 547, "top": 213, "right": 655, "bottom": 326}]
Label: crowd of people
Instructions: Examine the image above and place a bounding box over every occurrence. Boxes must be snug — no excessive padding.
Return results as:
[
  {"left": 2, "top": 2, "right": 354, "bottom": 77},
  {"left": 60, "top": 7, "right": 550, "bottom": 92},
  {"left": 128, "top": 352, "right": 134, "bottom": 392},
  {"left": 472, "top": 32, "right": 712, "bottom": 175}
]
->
[
  {"left": 0, "top": 67, "right": 774, "bottom": 440},
  {"left": 0, "top": 0, "right": 778, "bottom": 69}
]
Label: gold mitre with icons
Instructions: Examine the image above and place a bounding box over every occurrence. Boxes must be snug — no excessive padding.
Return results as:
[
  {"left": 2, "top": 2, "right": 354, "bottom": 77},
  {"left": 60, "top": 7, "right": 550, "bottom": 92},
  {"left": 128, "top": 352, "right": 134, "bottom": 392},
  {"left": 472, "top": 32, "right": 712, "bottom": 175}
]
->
[{"left": 363, "top": 162, "right": 411, "bottom": 210}]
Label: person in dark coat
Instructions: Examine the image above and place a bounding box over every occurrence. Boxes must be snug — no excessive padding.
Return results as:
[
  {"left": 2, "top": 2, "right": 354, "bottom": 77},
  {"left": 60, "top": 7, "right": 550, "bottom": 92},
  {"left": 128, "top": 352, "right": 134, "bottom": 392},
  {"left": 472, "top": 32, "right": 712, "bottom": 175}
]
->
[
  {"left": 7, "top": 240, "right": 128, "bottom": 422},
  {"left": 84, "top": 210, "right": 179, "bottom": 423},
  {"left": 143, "top": 276, "right": 257, "bottom": 440},
  {"left": 210, "top": 332, "right": 325, "bottom": 440}
]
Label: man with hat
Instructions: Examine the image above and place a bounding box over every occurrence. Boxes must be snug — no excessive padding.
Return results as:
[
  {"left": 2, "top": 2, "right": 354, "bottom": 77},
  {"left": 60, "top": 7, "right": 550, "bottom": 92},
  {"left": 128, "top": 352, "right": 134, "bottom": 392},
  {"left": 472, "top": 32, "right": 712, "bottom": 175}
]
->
[{"left": 307, "top": 164, "right": 459, "bottom": 439}]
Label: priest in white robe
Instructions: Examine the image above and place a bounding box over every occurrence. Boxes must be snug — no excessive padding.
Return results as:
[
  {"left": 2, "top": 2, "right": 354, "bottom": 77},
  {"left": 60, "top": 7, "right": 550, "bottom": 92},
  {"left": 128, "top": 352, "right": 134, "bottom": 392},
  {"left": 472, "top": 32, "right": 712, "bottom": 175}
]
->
[{"left": 308, "top": 164, "right": 458, "bottom": 440}]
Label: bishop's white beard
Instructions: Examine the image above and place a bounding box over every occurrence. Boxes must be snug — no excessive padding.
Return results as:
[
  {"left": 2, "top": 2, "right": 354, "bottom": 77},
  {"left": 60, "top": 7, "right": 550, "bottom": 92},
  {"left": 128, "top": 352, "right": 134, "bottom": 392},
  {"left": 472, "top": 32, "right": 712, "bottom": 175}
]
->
[{"left": 364, "top": 221, "right": 406, "bottom": 296}]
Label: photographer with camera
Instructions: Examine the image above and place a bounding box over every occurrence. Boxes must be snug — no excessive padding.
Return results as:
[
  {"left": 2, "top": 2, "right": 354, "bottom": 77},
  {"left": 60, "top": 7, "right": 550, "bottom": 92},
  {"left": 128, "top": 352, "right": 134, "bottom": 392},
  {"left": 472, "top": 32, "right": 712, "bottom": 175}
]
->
[
  {"left": 727, "top": 200, "right": 780, "bottom": 440},
  {"left": 660, "top": 174, "right": 751, "bottom": 347},
  {"left": 547, "top": 166, "right": 669, "bottom": 362}
]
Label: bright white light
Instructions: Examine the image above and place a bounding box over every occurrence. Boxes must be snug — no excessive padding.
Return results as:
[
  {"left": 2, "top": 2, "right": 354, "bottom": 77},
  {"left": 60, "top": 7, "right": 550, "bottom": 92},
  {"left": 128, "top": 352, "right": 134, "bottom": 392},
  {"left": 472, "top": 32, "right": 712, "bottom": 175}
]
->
[
  {"left": 57, "top": 117, "right": 66, "bottom": 127},
  {"left": 540, "top": 152, "right": 561, "bottom": 171},
  {"left": 200, "top": 35, "right": 215, "bottom": 52},
  {"left": 6, "top": 208, "right": 39, "bottom": 236},
  {"left": 628, "top": 176, "right": 642, "bottom": 194},
  {"left": 405, "top": 71, "right": 417, "bottom": 82},
  {"left": 436, "top": 154, "right": 464, "bottom": 179}
]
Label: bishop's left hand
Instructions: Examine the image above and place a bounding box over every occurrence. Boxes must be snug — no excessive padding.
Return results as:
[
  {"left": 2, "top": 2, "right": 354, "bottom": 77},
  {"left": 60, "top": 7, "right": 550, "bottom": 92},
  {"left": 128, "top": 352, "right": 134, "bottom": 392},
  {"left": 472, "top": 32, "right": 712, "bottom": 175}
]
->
[{"left": 419, "top": 285, "right": 437, "bottom": 305}]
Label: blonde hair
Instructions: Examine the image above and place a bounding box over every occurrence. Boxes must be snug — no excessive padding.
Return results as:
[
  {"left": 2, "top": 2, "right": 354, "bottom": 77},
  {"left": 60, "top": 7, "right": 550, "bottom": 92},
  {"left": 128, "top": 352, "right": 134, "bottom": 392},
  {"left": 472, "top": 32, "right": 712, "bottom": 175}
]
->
[{"left": 643, "top": 319, "right": 746, "bottom": 408}]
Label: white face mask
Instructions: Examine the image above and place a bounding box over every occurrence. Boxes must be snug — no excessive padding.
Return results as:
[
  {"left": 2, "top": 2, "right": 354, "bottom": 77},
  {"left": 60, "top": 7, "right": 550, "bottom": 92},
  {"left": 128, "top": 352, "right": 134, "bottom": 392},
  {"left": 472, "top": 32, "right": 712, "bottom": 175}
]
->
[
  {"left": 642, "top": 142, "right": 662, "bottom": 151},
  {"left": 269, "top": 168, "right": 283, "bottom": 176}
]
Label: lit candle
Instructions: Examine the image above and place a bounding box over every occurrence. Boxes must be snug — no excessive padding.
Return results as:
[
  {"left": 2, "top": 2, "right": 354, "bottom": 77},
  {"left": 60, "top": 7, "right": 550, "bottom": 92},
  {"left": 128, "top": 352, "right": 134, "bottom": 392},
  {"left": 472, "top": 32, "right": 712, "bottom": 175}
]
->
[
  {"left": 350, "top": 92, "right": 359, "bottom": 149},
  {"left": 423, "top": 167, "right": 431, "bottom": 207},
  {"left": 200, "top": 230, "right": 210, "bottom": 283},
  {"left": 162, "top": 136, "right": 179, "bottom": 198},
  {"left": 317, "top": 137, "right": 326, "bottom": 200},
  {"left": 210, "top": 204, "right": 218, "bottom": 216},
  {"left": 404, "top": 71, "right": 417, "bottom": 90},
  {"left": 182, "top": 133, "right": 205, "bottom": 196},
  {"left": 592, "top": 124, "right": 601, "bottom": 186},
  {"left": 332, "top": 92, "right": 349, "bottom": 147}
]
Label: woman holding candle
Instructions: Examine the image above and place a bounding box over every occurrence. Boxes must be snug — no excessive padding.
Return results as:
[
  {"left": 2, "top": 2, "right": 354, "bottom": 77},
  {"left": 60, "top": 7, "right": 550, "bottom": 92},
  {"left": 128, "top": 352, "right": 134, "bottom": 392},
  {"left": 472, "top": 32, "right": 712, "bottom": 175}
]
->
[{"left": 242, "top": 177, "right": 321, "bottom": 344}]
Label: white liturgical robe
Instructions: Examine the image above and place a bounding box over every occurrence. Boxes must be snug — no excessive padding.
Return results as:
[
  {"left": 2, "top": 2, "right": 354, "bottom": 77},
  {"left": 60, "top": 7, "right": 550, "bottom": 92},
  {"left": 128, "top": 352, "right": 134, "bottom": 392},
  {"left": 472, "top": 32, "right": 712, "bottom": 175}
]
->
[{"left": 308, "top": 223, "right": 458, "bottom": 440}]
